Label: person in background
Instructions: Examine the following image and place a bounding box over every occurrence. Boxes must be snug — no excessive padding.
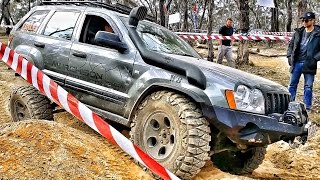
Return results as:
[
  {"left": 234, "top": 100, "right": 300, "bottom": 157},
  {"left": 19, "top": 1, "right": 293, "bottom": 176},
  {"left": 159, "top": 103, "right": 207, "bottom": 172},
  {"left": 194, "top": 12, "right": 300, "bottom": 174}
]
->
[
  {"left": 217, "top": 18, "right": 235, "bottom": 68},
  {"left": 287, "top": 12, "right": 320, "bottom": 112}
]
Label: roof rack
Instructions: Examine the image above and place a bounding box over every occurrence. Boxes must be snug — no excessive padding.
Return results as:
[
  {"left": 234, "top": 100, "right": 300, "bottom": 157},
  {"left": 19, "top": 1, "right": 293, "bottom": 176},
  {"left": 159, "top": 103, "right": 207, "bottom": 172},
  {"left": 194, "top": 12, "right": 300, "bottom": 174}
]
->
[{"left": 39, "top": 0, "right": 155, "bottom": 22}]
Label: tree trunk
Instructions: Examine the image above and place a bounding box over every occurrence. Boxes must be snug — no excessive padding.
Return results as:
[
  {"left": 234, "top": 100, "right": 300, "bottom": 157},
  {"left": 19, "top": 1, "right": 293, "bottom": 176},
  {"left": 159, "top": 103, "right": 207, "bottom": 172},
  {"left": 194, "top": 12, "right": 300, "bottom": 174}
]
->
[
  {"left": 297, "top": 0, "right": 307, "bottom": 28},
  {"left": 198, "top": 0, "right": 208, "bottom": 30},
  {"left": 1, "top": 0, "right": 12, "bottom": 34},
  {"left": 271, "top": 0, "right": 279, "bottom": 32},
  {"left": 286, "top": 0, "right": 293, "bottom": 32},
  {"left": 181, "top": 0, "right": 189, "bottom": 31},
  {"left": 0, "top": 0, "right": 8, "bottom": 24},
  {"left": 207, "top": 0, "right": 214, "bottom": 62},
  {"left": 249, "top": 6, "right": 261, "bottom": 29},
  {"left": 236, "top": 0, "right": 250, "bottom": 66},
  {"left": 154, "top": 0, "right": 158, "bottom": 24},
  {"left": 159, "top": 0, "right": 166, "bottom": 27}
]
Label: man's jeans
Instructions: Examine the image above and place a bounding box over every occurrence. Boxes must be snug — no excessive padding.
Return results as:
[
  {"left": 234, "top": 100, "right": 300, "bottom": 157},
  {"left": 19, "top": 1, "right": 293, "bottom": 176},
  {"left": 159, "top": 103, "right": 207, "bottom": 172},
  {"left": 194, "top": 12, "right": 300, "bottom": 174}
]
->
[
  {"left": 217, "top": 45, "right": 235, "bottom": 68},
  {"left": 288, "top": 62, "right": 315, "bottom": 110}
]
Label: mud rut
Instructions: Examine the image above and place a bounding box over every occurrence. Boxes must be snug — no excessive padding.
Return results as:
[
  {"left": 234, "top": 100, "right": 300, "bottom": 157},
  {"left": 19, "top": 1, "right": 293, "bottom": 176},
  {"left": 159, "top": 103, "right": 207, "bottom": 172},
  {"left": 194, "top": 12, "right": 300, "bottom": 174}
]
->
[{"left": 0, "top": 61, "right": 319, "bottom": 179}]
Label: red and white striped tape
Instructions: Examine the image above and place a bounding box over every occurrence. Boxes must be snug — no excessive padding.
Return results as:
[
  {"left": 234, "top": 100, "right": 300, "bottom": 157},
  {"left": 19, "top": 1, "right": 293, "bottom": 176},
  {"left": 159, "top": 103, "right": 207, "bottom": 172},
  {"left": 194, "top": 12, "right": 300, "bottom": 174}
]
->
[
  {"left": 0, "top": 42, "right": 179, "bottom": 180},
  {"left": 177, "top": 32, "right": 292, "bottom": 41},
  {"left": 248, "top": 31, "right": 294, "bottom": 36}
]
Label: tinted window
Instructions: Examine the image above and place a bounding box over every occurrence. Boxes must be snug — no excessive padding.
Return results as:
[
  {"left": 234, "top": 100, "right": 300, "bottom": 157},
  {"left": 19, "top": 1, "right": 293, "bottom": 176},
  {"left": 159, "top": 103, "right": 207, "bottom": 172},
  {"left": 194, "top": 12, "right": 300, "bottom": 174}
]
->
[
  {"left": 20, "top": 10, "right": 49, "bottom": 33},
  {"left": 43, "top": 11, "right": 80, "bottom": 40}
]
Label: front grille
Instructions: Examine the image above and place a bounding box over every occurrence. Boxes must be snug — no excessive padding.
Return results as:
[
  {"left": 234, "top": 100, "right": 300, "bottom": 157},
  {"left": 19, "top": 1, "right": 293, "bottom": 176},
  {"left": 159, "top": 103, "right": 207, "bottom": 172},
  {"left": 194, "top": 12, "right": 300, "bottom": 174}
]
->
[{"left": 266, "top": 93, "right": 290, "bottom": 114}]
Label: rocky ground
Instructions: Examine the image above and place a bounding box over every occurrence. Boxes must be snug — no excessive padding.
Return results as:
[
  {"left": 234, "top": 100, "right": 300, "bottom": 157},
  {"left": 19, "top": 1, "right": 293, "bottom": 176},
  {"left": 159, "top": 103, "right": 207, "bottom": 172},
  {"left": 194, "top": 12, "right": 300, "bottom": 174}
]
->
[{"left": 1, "top": 36, "right": 320, "bottom": 179}]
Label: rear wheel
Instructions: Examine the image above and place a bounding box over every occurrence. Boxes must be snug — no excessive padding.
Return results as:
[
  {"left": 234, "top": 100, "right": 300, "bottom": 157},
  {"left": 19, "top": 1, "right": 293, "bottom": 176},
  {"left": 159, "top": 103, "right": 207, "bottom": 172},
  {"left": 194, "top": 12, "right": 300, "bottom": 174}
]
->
[
  {"left": 9, "top": 86, "right": 53, "bottom": 122},
  {"left": 130, "top": 91, "right": 211, "bottom": 179}
]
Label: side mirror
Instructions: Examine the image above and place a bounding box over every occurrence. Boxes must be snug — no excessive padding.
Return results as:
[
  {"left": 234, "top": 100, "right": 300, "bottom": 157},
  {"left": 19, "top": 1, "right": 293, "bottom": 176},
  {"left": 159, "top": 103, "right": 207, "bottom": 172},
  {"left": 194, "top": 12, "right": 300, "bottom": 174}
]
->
[{"left": 94, "top": 31, "right": 128, "bottom": 53}]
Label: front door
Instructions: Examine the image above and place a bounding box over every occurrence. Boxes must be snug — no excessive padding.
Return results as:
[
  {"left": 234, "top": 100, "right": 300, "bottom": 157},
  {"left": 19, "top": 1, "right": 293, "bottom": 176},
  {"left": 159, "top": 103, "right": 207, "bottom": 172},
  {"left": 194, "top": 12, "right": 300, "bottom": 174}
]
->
[{"left": 67, "top": 13, "right": 135, "bottom": 116}]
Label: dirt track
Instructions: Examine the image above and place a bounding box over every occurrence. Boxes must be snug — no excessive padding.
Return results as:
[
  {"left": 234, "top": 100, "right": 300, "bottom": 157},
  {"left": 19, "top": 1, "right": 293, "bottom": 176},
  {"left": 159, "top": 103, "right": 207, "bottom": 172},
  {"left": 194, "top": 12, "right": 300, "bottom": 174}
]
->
[
  {"left": 0, "top": 120, "right": 153, "bottom": 179},
  {"left": 1, "top": 55, "right": 320, "bottom": 179}
]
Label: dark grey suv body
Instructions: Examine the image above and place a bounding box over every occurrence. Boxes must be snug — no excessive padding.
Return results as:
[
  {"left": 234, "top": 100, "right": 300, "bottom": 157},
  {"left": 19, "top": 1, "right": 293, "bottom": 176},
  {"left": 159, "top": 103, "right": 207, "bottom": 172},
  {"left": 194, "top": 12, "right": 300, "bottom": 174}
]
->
[{"left": 9, "top": 3, "right": 308, "bottom": 178}]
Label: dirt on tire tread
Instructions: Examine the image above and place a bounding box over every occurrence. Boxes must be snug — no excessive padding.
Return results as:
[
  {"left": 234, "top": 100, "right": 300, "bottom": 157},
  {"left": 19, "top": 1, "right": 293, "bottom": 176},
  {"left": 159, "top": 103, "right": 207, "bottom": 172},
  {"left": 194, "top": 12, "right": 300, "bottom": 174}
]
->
[
  {"left": 239, "top": 147, "right": 267, "bottom": 174},
  {"left": 130, "top": 91, "right": 211, "bottom": 179},
  {"left": 11, "top": 86, "right": 53, "bottom": 120}
]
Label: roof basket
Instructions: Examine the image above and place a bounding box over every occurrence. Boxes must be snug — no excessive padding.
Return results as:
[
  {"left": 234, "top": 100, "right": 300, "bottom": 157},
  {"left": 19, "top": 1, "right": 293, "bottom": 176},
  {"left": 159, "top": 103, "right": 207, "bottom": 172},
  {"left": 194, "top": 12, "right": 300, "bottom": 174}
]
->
[{"left": 39, "top": 0, "right": 155, "bottom": 22}]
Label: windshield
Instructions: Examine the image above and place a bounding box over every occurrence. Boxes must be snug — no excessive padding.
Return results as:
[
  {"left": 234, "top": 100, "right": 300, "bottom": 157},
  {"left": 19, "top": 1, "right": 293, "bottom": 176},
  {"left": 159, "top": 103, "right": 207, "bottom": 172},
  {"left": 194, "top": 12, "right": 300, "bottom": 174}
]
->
[{"left": 120, "top": 17, "right": 201, "bottom": 58}]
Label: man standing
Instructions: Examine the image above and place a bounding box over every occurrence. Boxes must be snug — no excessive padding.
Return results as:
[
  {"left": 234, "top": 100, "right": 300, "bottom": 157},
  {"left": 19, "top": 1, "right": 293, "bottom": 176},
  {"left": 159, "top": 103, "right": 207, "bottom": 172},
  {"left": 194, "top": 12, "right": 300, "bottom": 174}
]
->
[
  {"left": 287, "top": 12, "right": 320, "bottom": 111},
  {"left": 217, "top": 18, "right": 235, "bottom": 68}
]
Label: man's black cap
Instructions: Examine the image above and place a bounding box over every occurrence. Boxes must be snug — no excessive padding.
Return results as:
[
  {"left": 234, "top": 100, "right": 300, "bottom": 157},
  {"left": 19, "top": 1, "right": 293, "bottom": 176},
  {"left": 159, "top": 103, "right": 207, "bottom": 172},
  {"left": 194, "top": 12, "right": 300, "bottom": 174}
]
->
[{"left": 300, "top": 12, "right": 316, "bottom": 20}]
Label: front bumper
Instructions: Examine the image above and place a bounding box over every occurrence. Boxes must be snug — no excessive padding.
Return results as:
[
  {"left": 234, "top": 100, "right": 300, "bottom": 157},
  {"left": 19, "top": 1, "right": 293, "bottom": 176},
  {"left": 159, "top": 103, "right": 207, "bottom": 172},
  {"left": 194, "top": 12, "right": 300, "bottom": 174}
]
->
[{"left": 211, "top": 105, "right": 308, "bottom": 145}]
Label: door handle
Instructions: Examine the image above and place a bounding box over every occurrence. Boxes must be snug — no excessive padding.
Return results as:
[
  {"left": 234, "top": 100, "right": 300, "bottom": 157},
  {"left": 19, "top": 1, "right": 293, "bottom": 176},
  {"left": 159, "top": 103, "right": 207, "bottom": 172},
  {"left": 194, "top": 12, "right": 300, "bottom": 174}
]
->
[
  {"left": 34, "top": 42, "right": 45, "bottom": 48},
  {"left": 72, "top": 52, "right": 87, "bottom": 58}
]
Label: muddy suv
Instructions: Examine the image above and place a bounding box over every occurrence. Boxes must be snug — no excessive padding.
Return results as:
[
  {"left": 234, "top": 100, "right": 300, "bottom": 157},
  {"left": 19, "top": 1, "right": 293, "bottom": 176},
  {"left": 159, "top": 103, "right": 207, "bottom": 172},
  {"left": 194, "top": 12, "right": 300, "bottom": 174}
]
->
[{"left": 8, "top": 1, "right": 308, "bottom": 179}]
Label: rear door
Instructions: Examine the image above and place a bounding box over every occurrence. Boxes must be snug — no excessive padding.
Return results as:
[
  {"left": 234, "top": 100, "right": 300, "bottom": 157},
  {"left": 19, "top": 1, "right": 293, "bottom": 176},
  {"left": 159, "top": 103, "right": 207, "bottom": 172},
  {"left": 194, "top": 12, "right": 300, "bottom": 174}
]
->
[
  {"left": 67, "top": 12, "right": 135, "bottom": 116},
  {"left": 10, "top": 10, "right": 50, "bottom": 59},
  {"left": 33, "top": 10, "right": 82, "bottom": 83}
]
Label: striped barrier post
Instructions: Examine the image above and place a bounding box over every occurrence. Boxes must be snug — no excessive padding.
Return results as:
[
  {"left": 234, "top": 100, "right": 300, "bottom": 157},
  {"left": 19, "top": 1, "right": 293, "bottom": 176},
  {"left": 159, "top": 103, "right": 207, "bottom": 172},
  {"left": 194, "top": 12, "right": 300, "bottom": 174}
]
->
[{"left": 0, "top": 42, "right": 179, "bottom": 180}]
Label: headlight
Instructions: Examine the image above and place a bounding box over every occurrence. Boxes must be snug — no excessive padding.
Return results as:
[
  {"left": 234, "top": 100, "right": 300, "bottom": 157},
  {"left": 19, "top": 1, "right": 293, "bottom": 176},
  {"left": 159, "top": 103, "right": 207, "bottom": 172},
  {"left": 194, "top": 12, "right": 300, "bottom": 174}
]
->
[{"left": 233, "top": 85, "right": 265, "bottom": 114}]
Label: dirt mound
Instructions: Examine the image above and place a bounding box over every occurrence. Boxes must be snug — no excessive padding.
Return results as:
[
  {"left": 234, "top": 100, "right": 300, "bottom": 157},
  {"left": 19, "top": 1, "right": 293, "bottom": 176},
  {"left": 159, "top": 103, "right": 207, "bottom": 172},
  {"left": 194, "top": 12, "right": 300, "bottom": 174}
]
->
[
  {"left": 193, "top": 161, "right": 253, "bottom": 180},
  {"left": 0, "top": 120, "right": 152, "bottom": 179},
  {"left": 259, "top": 133, "right": 320, "bottom": 179}
]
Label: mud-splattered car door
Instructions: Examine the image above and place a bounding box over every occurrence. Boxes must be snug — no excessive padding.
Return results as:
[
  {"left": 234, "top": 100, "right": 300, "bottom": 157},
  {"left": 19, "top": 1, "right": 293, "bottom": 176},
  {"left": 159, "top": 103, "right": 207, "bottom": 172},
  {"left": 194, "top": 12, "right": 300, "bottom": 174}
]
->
[
  {"left": 34, "top": 10, "right": 81, "bottom": 81},
  {"left": 66, "top": 12, "right": 135, "bottom": 116}
]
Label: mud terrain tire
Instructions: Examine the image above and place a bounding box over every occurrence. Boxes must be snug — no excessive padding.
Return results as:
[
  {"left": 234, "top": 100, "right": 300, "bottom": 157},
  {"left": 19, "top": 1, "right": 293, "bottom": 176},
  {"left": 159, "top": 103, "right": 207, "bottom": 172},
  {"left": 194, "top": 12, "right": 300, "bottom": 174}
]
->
[
  {"left": 9, "top": 86, "right": 53, "bottom": 122},
  {"left": 211, "top": 146, "right": 266, "bottom": 174},
  {"left": 130, "top": 91, "right": 211, "bottom": 179}
]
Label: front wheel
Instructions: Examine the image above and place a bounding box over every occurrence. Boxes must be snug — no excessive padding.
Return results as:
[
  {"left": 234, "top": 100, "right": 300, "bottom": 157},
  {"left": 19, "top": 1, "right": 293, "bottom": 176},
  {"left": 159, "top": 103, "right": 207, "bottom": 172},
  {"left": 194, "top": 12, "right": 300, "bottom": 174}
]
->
[{"left": 130, "top": 91, "right": 211, "bottom": 179}]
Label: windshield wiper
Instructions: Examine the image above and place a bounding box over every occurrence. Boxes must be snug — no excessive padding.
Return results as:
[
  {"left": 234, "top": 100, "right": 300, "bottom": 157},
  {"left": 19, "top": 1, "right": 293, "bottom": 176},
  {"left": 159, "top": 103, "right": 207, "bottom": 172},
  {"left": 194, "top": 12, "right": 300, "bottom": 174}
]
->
[
  {"left": 175, "top": 53, "right": 195, "bottom": 57},
  {"left": 149, "top": 48, "right": 195, "bottom": 58}
]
